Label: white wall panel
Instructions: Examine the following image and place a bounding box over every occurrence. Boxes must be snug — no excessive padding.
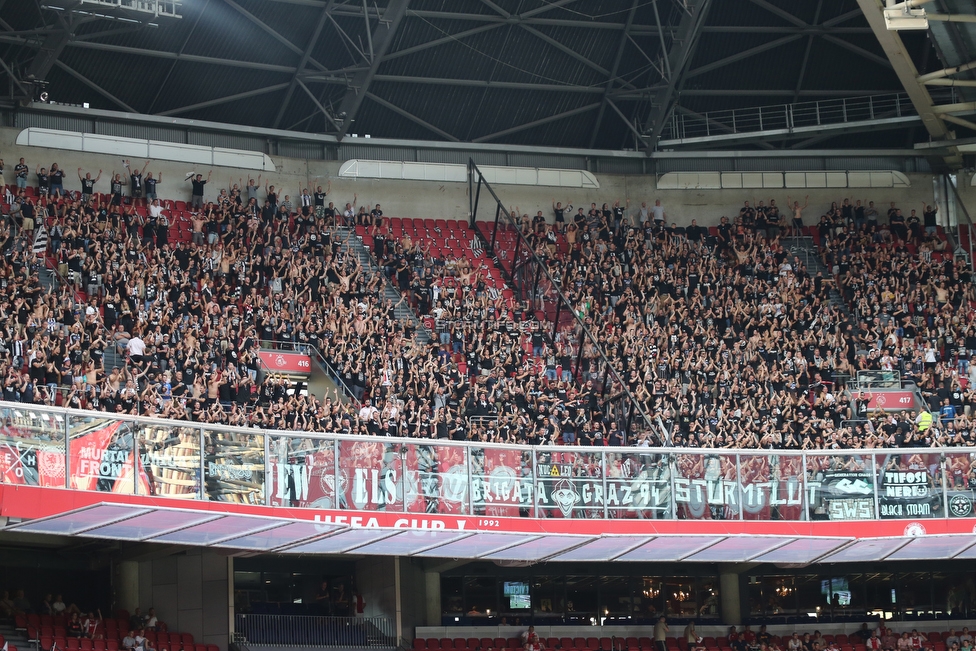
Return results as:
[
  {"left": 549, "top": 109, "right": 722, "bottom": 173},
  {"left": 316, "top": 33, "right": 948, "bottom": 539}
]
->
[{"left": 16, "top": 128, "right": 274, "bottom": 171}]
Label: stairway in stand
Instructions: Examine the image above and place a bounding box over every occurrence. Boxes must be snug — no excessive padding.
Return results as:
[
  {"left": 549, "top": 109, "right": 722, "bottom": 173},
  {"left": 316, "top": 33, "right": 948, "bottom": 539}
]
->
[
  {"left": 335, "top": 226, "right": 432, "bottom": 345},
  {"left": 785, "top": 234, "right": 850, "bottom": 317}
]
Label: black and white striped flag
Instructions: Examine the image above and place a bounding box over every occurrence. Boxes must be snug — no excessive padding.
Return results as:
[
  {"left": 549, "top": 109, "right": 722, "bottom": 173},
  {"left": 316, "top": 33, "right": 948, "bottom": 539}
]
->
[{"left": 32, "top": 223, "right": 48, "bottom": 255}]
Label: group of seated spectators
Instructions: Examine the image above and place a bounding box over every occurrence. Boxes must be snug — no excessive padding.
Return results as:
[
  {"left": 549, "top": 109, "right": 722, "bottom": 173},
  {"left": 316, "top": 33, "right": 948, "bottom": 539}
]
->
[{"left": 1, "top": 153, "right": 974, "bottom": 451}]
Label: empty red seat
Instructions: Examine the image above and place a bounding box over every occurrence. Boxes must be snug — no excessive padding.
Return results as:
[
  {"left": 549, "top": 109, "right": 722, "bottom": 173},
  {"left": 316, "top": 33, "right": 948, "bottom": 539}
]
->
[
  {"left": 81, "top": 641, "right": 92, "bottom": 651},
  {"left": 440, "top": 640, "right": 454, "bottom": 650},
  {"left": 106, "top": 641, "right": 119, "bottom": 651},
  {"left": 560, "top": 640, "right": 574, "bottom": 651},
  {"left": 414, "top": 641, "right": 427, "bottom": 651},
  {"left": 181, "top": 634, "right": 194, "bottom": 646},
  {"left": 427, "top": 640, "right": 441, "bottom": 651},
  {"left": 67, "top": 640, "right": 80, "bottom": 651},
  {"left": 467, "top": 640, "right": 481, "bottom": 649}
]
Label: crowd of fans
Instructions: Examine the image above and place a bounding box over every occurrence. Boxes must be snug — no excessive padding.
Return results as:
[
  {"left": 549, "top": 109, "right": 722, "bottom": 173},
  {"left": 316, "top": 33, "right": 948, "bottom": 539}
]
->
[{"left": 1, "top": 155, "right": 975, "bottom": 451}]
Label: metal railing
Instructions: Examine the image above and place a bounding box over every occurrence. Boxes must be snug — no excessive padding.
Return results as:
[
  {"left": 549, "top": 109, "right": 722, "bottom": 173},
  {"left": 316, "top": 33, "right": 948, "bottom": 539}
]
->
[
  {"left": 468, "top": 159, "right": 659, "bottom": 445},
  {"left": 3, "top": 399, "right": 976, "bottom": 523},
  {"left": 234, "top": 615, "right": 394, "bottom": 648},
  {"left": 855, "top": 370, "right": 902, "bottom": 390},
  {"left": 661, "top": 90, "right": 961, "bottom": 143}
]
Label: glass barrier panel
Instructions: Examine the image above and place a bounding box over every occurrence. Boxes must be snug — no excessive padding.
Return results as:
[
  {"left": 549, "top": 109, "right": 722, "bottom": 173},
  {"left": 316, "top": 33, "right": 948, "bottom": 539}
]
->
[
  {"left": 0, "top": 405, "right": 66, "bottom": 487},
  {"left": 404, "top": 442, "right": 469, "bottom": 515},
  {"left": 674, "top": 452, "right": 739, "bottom": 520},
  {"left": 469, "top": 446, "right": 533, "bottom": 517},
  {"left": 203, "top": 428, "right": 265, "bottom": 504},
  {"left": 337, "top": 439, "right": 407, "bottom": 512},
  {"left": 268, "top": 435, "right": 338, "bottom": 509},
  {"left": 534, "top": 449, "right": 604, "bottom": 518},
  {"left": 740, "top": 454, "right": 805, "bottom": 520},
  {"left": 945, "top": 452, "right": 976, "bottom": 518},
  {"left": 68, "top": 413, "right": 136, "bottom": 494},
  {"left": 605, "top": 450, "right": 672, "bottom": 519},
  {"left": 135, "top": 422, "right": 200, "bottom": 498},
  {"left": 805, "top": 453, "right": 875, "bottom": 520},
  {"left": 875, "top": 451, "right": 944, "bottom": 519}
]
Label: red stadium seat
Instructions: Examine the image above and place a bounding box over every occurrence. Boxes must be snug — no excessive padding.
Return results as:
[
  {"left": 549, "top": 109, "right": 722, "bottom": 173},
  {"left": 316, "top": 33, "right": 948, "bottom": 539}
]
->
[
  {"left": 415, "top": 640, "right": 427, "bottom": 651},
  {"left": 66, "top": 639, "right": 80, "bottom": 651},
  {"left": 81, "top": 641, "right": 93, "bottom": 651}
]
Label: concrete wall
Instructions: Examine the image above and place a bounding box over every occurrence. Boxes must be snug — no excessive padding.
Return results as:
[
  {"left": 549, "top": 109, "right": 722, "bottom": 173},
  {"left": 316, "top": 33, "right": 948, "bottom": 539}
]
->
[
  {"left": 0, "top": 126, "right": 941, "bottom": 226},
  {"left": 956, "top": 174, "right": 976, "bottom": 220},
  {"left": 125, "top": 550, "right": 232, "bottom": 651}
]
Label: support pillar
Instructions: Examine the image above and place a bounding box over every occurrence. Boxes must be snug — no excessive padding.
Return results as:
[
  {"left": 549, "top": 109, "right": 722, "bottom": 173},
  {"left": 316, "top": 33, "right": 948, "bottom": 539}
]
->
[
  {"left": 720, "top": 571, "right": 742, "bottom": 625},
  {"left": 425, "top": 572, "right": 441, "bottom": 626},
  {"left": 117, "top": 561, "right": 140, "bottom": 614}
]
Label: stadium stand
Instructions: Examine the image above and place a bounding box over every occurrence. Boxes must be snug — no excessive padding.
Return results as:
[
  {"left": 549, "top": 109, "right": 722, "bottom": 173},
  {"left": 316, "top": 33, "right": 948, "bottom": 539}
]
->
[{"left": 1, "top": 157, "right": 974, "bottom": 452}]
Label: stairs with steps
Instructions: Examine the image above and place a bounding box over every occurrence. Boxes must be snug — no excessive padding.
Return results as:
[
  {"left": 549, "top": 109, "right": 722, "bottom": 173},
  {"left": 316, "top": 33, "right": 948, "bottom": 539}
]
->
[
  {"left": 335, "top": 227, "right": 431, "bottom": 344},
  {"left": 0, "top": 620, "right": 31, "bottom": 651},
  {"left": 37, "top": 265, "right": 59, "bottom": 295},
  {"left": 785, "top": 235, "right": 850, "bottom": 316}
]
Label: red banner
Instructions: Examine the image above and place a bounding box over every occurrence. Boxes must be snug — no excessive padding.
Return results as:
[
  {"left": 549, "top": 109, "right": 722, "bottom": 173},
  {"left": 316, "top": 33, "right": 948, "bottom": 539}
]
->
[
  {"left": 0, "top": 442, "right": 66, "bottom": 487},
  {"left": 867, "top": 391, "right": 916, "bottom": 410},
  {"left": 69, "top": 422, "right": 122, "bottom": 492},
  {"left": 480, "top": 448, "right": 525, "bottom": 518},
  {"left": 433, "top": 445, "right": 467, "bottom": 515},
  {"left": 270, "top": 441, "right": 337, "bottom": 509},
  {"left": 339, "top": 440, "right": 407, "bottom": 512},
  {"left": 258, "top": 351, "right": 312, "bottom": 375}
]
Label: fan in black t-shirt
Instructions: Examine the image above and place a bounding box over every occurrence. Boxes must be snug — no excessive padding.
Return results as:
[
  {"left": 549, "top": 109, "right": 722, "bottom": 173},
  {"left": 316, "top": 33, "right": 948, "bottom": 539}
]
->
[{"left": 77, "top": 167, "right": 102, "bottom": 199}]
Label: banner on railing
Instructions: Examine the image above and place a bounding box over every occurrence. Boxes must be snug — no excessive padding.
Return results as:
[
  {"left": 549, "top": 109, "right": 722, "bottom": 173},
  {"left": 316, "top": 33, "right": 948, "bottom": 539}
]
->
[{"left": 10, "top": 400, "right": 976, "bottom": 526}]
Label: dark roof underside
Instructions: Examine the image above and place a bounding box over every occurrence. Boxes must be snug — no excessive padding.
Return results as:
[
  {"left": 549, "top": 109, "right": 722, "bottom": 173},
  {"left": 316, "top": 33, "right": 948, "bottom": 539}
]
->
[{"left": 0, "top": 0, "right": 961, "bottom": 150}]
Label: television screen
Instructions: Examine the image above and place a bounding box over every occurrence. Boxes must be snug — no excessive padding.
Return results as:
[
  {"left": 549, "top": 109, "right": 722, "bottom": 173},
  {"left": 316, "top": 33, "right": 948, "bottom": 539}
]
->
[
  {"left": 821, "top": 578, "right": 850, "bottom": 606},
  {"left": 510, "top": 595, "right": 531, "bottom": 609}
]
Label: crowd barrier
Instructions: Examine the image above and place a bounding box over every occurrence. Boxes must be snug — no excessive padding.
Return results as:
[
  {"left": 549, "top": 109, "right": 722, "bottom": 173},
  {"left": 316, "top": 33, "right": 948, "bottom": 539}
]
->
[{"left": 1, "top": 401, "right": 974, "bottom": 522}]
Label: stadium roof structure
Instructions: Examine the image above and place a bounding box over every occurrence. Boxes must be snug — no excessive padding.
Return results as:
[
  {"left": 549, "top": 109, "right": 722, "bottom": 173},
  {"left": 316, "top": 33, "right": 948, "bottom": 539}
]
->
[
  {"left": 0, "top": 0, "right": 972, "bottom": 155},
  {"left": 7, "top": 502, "right": 976, "bottom": 563}
]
